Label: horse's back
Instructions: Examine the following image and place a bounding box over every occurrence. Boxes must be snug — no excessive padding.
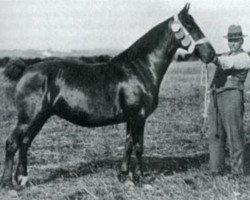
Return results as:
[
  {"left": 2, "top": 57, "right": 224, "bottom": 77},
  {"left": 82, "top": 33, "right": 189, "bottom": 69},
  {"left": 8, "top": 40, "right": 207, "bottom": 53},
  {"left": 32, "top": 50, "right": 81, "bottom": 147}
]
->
[{"left": 27, "top": 61, "right": 124, "bottom": 124}]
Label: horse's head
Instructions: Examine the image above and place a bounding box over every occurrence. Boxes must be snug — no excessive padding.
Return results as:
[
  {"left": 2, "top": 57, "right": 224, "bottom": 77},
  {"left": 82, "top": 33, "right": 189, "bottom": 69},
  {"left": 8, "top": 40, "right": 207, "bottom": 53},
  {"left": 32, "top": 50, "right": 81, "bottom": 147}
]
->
[{"left": 171, "top": 3, "right": 216, "bottom": 64}]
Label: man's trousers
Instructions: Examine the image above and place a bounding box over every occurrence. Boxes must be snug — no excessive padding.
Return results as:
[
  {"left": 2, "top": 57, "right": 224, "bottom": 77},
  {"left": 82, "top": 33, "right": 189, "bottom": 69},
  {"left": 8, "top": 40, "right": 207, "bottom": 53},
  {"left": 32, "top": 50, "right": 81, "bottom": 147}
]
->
[{"left": 208, "top": 89, "right": 244, "bottom": 175}]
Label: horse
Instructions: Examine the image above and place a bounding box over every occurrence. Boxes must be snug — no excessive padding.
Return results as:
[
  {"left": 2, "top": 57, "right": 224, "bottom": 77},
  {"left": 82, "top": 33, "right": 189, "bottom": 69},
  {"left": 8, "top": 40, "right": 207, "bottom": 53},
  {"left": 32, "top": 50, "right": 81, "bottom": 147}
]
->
[{"left": 1, "top": 3, "right": 216, "bottom": 188}]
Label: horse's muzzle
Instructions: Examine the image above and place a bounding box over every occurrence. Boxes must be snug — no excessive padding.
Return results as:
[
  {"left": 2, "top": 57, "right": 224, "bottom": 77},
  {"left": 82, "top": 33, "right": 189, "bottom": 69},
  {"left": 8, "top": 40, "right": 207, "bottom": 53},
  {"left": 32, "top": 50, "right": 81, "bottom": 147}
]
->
[{"left": 195, "top": 42, "right": 216, "bottom": 64}]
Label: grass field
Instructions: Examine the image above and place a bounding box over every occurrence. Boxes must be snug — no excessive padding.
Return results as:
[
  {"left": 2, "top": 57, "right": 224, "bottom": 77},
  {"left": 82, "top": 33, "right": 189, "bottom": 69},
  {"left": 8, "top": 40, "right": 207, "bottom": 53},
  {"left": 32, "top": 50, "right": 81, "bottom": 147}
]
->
[{"left": 1, "top": 61, "right": 250, "bottom": 199}]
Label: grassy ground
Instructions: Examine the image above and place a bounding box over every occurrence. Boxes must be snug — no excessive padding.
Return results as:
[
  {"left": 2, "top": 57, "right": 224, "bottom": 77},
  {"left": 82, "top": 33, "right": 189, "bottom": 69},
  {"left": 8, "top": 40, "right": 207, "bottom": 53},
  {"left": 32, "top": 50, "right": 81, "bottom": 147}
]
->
[{"left": 1, "top": 61, "right": 250, "bottom": 199}]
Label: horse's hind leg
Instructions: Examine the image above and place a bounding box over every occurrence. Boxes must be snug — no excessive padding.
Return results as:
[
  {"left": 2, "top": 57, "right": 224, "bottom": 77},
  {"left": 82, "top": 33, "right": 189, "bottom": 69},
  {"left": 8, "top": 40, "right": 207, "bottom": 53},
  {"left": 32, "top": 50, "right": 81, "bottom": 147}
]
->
[
  {"left": 3, "top": 74, "right": 50, "bottom": 187},
  {"left": 1, "top": 124, "right": 27, "bottom": 188},
  {"left": 14, "top": 113, "right": 49, "bottom": 187},
  {"left": 1, "top": 111, "right": 49, "bottom": 188}
]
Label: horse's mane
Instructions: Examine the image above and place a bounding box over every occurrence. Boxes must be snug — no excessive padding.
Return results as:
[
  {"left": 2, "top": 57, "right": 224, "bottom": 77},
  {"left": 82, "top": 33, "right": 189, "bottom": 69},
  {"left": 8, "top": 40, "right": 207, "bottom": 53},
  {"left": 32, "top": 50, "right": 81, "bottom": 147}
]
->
[{"left": 113, "top": 18, "right": 172, "bottom": 62}]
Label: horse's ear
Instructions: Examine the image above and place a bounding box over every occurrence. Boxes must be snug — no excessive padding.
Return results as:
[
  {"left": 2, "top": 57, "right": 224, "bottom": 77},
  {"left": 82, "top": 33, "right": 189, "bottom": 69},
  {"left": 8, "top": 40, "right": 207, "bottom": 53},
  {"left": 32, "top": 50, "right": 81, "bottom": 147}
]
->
[{"left": 179, "top": 3, "right": 191, "bottom": 16}]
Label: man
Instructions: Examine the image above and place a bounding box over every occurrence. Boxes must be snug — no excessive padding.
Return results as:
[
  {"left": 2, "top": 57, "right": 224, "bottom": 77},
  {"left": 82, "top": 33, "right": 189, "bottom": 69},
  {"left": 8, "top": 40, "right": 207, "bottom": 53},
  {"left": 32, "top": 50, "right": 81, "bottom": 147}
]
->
[{"left": 209, "top": 25, "right": 250, "bottom": 177}]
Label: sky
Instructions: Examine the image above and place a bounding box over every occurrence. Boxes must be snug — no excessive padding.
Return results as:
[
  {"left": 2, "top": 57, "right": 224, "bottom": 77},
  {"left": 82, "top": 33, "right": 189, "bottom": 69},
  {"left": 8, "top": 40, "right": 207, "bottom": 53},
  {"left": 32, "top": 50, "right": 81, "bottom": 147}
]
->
[{"left": 0, "top": 0, "right": 250, "bottom": 53}]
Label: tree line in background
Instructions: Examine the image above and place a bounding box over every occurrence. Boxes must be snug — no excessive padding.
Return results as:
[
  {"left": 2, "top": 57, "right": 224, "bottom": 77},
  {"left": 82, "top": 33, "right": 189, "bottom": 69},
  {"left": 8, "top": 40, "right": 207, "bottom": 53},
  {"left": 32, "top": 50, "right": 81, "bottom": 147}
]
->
[
  {"left": 1, "top": 51, "right": 249, "bottom": 68},
  {"left": 0, "top": 55, "right": 112, "bottom": 68}
]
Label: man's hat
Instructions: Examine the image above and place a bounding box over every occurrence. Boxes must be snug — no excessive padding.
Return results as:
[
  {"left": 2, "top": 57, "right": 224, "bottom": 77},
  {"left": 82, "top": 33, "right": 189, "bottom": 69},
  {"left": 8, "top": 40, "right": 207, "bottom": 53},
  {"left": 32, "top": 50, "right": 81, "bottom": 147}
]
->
[{"left": 224, "top": 25, "right": 247, "bottom": 39}]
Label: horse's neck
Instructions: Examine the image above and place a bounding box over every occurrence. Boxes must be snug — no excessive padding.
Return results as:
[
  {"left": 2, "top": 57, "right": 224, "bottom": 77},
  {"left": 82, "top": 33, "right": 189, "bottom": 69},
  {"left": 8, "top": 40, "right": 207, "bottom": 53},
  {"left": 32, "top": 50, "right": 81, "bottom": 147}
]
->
[
  {"left": 145, "top": 36, "right": 178, "bottom": 89},
  {"left": 112, "top": 19, "right": 178, "bottom": 89},
  {"left": 123, "top": 33, "right": 177, "bottom": 91}
]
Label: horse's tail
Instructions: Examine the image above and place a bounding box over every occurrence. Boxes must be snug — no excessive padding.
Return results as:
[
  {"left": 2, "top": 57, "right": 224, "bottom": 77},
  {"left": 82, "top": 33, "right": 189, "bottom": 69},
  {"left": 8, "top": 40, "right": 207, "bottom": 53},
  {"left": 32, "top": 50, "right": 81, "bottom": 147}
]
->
[{"left": 3, "top": 58, "right": 27, "bottom": 81}]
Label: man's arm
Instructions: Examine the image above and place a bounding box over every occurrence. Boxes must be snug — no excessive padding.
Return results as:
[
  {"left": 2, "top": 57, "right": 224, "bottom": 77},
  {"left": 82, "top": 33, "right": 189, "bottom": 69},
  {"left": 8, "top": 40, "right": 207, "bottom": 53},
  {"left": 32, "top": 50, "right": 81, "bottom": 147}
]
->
[{"left": 218, "top": 52, "right": 250, "bottom": 69}]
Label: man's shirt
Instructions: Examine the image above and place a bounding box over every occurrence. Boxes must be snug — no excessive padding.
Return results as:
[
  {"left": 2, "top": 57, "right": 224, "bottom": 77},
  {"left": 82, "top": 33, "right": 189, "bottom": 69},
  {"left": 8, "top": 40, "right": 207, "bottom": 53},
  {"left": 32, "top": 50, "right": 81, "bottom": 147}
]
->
[
  {"left": 219, "top": 50, "right": 250, "bottom": 70},
  {"left": 211, "top": 49, "right": 250, "bottom": 91}
]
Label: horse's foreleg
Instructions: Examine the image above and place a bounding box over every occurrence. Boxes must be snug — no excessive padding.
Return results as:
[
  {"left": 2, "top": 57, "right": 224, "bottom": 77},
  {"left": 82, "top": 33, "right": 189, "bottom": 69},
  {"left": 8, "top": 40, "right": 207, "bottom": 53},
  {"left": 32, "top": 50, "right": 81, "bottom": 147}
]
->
[
  {"left": 1, "top": 124, "right": 27, "bottom": 188},
  {"left": 118, "top": 121, "right": 133, "bottom": 182},
  {"left": 119, "top": 118, "right": 145, "bottom": 184},
  {"left": 132, "top": 119, "right": 145, "bottom": 184}
]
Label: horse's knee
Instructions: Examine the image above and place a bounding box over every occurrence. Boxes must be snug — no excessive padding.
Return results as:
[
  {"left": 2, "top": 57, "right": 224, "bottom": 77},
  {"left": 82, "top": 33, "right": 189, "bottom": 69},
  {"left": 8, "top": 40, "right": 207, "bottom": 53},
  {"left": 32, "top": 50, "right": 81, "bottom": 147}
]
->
[{"left": 5, "top": 124, "right": 28, "bottom": 155}]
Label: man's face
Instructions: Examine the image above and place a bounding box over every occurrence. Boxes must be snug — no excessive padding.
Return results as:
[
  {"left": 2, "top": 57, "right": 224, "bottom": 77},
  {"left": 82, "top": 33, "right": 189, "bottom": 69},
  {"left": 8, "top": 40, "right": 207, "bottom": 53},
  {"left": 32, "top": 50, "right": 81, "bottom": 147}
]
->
[{"left": 228, "top": 38, "right": 243, "bottom": 52}]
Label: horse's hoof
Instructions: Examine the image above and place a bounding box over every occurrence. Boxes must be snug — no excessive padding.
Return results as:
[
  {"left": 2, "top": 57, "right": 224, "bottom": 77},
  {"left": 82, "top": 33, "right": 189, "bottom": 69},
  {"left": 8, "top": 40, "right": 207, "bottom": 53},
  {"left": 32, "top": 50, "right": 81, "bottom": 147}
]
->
[
  {"left": 118, "top": 170, "right": 134, "bottom": 183},
  {"left": 15, "top": 175, "right": 29, "bottom": 187},
  {"left": 118, "top": 172, "right": 128, "bottom": 183},
  {"left": 133, "top": 174, "right": 143, "bottom": 186}
]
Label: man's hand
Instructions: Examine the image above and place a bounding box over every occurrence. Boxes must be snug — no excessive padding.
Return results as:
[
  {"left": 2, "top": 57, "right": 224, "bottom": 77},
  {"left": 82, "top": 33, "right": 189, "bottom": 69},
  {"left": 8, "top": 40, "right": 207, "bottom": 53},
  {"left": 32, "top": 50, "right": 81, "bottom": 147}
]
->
[{"left": 211, "top": 56, "right": 219, "bottom": 65}]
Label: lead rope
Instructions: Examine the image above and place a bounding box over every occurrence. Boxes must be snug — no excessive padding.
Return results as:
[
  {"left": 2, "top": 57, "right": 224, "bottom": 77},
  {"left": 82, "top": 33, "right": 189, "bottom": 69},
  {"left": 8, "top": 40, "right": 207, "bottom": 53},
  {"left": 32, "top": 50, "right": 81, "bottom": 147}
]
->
[
  {"left": 201, "top": 63, "right": 210, "bottom": 139},
  {"left": 171, "top": 14, "right": 211, "bottom": 138}
]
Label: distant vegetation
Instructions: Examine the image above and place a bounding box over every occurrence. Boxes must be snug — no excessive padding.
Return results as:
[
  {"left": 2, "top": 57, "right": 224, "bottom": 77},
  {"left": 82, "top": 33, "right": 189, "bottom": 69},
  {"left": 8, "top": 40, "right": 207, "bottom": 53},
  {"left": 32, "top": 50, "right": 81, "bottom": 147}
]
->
[
  {"left": 0, "top": 53, "right": 219, "bottom": 69},
  {"left": 2, "top": 49, "right": 249, "bottom": 68},
  {"left": 0, "top": 49, "right": 121, "bottom": 59},
  {"left": 0, "top": 55, "right": 113, "bottom": 68}
]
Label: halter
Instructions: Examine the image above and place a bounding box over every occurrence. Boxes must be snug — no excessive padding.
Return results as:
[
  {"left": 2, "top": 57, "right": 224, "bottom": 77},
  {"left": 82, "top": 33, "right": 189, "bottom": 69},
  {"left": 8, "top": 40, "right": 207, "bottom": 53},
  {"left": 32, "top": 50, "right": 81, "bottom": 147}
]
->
[{"left": 171, "top": 15, "right": 209, "bottom": 54}]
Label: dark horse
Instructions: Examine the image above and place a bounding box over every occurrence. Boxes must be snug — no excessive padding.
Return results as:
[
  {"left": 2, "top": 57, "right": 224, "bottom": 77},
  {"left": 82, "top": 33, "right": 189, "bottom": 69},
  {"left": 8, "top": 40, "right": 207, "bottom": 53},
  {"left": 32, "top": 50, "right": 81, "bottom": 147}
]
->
[{"left": 1, "top": 3, "right": 216, "bottom": 188}]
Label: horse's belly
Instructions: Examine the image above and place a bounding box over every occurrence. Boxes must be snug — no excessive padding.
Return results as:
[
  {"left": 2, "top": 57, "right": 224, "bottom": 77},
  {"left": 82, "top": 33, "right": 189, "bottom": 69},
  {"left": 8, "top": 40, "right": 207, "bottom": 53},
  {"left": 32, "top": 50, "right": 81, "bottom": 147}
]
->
[
  {"left": 56, "top": 104, "right": 125, "bottom": 127},
  {"left": 54, "top": 92, "right": 124, "bottom": 127}
]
